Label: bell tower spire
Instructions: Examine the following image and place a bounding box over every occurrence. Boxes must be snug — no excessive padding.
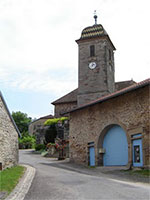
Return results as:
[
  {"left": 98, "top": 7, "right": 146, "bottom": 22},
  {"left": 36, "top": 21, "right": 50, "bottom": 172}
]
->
[
  {"left": 94, "top": 10, "right": 98, "bottom": 25},
  {"left": 76, "top": 14, "right": 116, "bottom": 106}
]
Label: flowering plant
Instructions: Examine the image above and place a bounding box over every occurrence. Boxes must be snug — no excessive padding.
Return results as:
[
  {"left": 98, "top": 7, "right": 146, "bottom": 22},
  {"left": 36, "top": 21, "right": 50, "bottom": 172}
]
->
[
  {"left": 47, "top": 139, "right": 69, "bottom": 151},
  {"left": 46, "top": 143, "right": 56, "bottom": 148}
]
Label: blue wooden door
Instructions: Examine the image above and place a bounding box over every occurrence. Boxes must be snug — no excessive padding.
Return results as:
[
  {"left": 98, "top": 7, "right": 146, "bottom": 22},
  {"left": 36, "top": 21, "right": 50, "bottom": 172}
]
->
[
  {"left": 103, "top": 125, "right": 128, "bottom": 166},
  {"left": 89, "top": 146, "right": 95, "bottom": 166},
  {"left": 133, "top": 139, "right": 143, "bottom": 167}
]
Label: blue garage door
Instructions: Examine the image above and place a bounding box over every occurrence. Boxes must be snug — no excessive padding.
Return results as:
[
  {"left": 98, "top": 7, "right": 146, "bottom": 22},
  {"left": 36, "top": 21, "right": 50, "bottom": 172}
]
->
[{"left": 103, "top": 125, "right": 128, "bottom": 166}]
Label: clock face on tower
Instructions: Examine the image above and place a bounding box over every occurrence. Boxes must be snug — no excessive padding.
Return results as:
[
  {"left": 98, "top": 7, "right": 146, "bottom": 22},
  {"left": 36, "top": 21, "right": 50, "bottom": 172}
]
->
[{"left": 89, "top": 62, "right": 97, "bottom": 70}]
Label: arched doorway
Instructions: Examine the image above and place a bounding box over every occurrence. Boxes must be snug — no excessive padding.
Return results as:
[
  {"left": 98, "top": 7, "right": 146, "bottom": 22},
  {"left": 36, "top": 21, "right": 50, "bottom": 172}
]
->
[{"left": 103, "top": 125, "right": 128, "bottom": 166}]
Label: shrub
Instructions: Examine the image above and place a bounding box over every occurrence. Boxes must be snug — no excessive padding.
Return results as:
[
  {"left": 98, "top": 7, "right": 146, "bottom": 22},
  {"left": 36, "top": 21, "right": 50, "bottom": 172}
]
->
[
  {"left": 45, "top": 125, "right": 57, "bottom": 143},
  {"left": 43, "top": 117, "right": 69, "bottom": 145},
  {"left": 41, "top": 150, "right": 48, "bottom": 157},
  {"left": 35, "top": 144, "right": 46, "bottom": 151},
  {"left": 19, "top": 135, "right": 35, "bottom": 149}
]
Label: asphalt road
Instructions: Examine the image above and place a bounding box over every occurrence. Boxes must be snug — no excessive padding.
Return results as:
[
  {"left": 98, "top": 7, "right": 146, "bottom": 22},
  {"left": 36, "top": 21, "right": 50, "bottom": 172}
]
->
[{"left": 19, "top": 150, "right": 150, "bottom": 200}]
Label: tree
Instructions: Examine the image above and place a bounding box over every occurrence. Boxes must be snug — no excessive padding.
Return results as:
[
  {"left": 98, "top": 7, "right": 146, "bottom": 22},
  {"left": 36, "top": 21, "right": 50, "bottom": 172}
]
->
[
  {"left": 19, "top": 135, "right": 35, "bottom": 149},
  {"left": 12, "top": 111, "right": 32, "bottom": 134},
  {"left": 45, "top": 125, "right": 57, "bottom": 143},
  {"left": 44, "top": 117, "right": 68, "bottom": 144}
]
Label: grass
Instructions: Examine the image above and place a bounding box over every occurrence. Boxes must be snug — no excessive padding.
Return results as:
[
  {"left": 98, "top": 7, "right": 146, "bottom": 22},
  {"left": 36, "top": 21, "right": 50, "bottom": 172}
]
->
[
  {"left": 88, "top": 166, "right": 96, "bottom": 169},
  {"left": 131, "top": 169, "right": 150, "bottom": 177},
  {"left": 123, "top": 169, "right": 150, "bottom": 177},
  {"left": 0, "top": 165, "right": 25, "bottom": 194}
]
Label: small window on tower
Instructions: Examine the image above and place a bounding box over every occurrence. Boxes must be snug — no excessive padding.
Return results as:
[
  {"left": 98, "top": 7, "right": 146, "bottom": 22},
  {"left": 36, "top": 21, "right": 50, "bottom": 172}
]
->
[
  {"left": 109, "top": 49, "right": 111, "bottom": 61},
  {"left": 90, "top": 45, "right": 95, "bottom": 57}
]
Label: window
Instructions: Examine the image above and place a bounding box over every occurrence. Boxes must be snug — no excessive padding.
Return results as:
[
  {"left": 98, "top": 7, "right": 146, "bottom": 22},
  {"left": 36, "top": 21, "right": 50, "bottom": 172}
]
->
[
  {"left": 109, "top": 49, "right": 111, "bottom": 61},
  {"left": 90, "top": 45, "right": 95, "bottom": 57},
  {"left": 134, "top": 145, "right": 140, "bottom": 163}
]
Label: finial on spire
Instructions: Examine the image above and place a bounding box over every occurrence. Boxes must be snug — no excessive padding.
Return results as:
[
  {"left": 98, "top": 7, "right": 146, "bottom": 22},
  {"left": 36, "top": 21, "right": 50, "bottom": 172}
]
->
[{"left": 94, "top": 10, "right": 98, "bottom": 25}]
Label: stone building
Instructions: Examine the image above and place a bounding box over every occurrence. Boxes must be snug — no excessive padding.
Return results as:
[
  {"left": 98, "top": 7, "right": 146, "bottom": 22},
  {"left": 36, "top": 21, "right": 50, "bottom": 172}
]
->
[
  {"left": 66, "top": 79, "right": 150, "bottom": 168},
  {"left": 29, "top": 114, "right": 54, "bottom": 135},
  {"left": 0, "top": 91, "right": 20, "bottom": 170},
  {"left": 52, "top": 14, "right": 149, "bottom": 168},
  {"left": 52, "top": 20, "right": 135, "bottom": 117},
  {"left": 52, "top": 83, "right": 135, "bottom": 117},
  {"left": 52, "top": 89, "right": 77, "bottom": 117},
  {"left": 28, "top": 114, "right": 54, "bottom": 144}
]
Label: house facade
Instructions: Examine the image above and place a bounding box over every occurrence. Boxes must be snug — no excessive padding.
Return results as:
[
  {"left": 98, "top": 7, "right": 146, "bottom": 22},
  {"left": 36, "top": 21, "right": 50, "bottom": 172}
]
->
[
  {"left": 0, "top": 91, "right": 20, "bottom": 170},
  {"left": 52, "top": 14, "right": 149, "bottom": 168},
  {"left": 68, "top": 80, "right": 149, "bottom": 168},
  {"left": 28, "top": 114, "right": 54, "bottom": 144},
  {"left": 29, "top": 114, "right": 54, "bottom": 135},
  {"left": 52, "top": 80, "right": 136, "bottom": 117},
  {"left": 52, "top": 89, "right": 77, "bottom": 117}
]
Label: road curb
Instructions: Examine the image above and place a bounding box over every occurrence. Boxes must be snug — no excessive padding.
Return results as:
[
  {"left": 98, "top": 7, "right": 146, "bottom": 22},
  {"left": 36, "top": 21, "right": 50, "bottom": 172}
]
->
[{"left": 5, "top": 165, "right": 36, "bottom": 200}]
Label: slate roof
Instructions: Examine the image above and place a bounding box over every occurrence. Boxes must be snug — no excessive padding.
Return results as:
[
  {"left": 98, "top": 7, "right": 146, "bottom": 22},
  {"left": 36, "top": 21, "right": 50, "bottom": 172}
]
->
[
  {"left": 39, "top": 114, "right": 54, "bottom": 120},
  {"left": 52, "top": 89, "right": 78, "bottom": 105},
  {"left": 51, "top": 80, "right": 135, "bottom": 105},
  {"left": 115, "top": 80, "right": 136, "bottom": 91},
  {"left": 0, "top": 91, "right": 21, "bottom": 137},
  {"left": 64, "top": 78, "right": 150, "bottom": 114},
  {"left": 30, "top": 114, "right": 54, "bottom": 124}
]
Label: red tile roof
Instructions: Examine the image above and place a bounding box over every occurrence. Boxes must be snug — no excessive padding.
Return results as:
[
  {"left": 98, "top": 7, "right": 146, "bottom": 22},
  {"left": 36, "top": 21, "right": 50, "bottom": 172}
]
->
[{"left": 64, "top": 78, "right": 150, "bottom": 114}]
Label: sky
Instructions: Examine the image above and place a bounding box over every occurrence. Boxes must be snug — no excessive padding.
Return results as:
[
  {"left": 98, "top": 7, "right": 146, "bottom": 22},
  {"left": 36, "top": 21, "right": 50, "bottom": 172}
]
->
[{"left": 0, "top": 0, "right": 150, "bottom": 119}]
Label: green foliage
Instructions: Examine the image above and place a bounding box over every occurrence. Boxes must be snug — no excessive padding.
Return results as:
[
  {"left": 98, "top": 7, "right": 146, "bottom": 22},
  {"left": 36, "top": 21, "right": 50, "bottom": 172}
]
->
[
  {"left": 88, "top": 166, "right": 96, "bottom": 168},
  {"left": 60, "top": 117, "right": 69, "bottom": 124},
  {"left": 44, "top": 117, "right": 68, "bottom": 126},
  {"left": 21, "top": 131, "right": 30, "bottom": 138},
  {"left": 130, "top": 169, "right": 150, "bottom": 177},
  {"left": 12, "top": 111, "right": 32, "bottom": 133},
  {"left": 44, "top": 117, "right": 68, "bottom": 144},
  {"left": 41, "top": 150, "right": 48, "bottom": 157},
  {"left": 44, "top": 118, "right": 59, "bottom": 125},
  {"left": 12, "top": 111, "right": 34, "bottom": 149},
  {"left": 0, "top": 166, "right": 25, "bottom": 194},
  {"left": 35, "top": 144, "right": 46, "bottom": 151},
  {"left": 47, "top": 143, "right": 56, "bottom": 148},
  {"left": 19, "top": 133, "right": 35, "bottom": 149}
]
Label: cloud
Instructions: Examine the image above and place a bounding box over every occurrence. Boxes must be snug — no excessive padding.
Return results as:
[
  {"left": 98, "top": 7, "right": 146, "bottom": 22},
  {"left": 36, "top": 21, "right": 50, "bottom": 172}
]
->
[
  {"left": 0, "top": 0, "right": 150, "bottom": 95},
  {"left": 0, "top": 0, "right": 80, "bottom": 97},
  {"left": 0, "top": 66, "right": 77, "bottom": 96},
  {"left": 0, "top": 0, "right": 79, "bottom": 73},
  {"left": 0, "top": 0, "right": 149, "bottom": 119}
]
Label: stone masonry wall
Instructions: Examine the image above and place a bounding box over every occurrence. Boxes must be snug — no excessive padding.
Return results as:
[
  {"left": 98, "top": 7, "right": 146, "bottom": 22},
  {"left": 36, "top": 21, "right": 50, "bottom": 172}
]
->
[
  {"left": 69, "top": 86, "right": 149, "bottom": 168},
  {"left": 29, "top": 118, "right": 48, "bottom": 135},
  {"left": 77, "top": 39, "right": 115, "bottom": 106},
  {"left": 0, "top": 97, "right": 18, "bottom": 170},
  {"left": 54, "top": 102, "right": 77, "bottom": 117}
]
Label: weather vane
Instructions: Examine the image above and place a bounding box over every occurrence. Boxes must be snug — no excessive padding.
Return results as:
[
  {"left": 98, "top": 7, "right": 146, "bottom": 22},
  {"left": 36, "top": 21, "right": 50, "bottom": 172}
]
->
[{"left": 94, "top": 10, "right": 98, "bottom": 25}]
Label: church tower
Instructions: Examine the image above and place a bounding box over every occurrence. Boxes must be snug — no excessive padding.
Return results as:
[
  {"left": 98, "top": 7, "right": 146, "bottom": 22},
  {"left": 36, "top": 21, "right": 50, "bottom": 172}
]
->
[{"left": 76, "top": 13, "right": 116, "bottom": 106}]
